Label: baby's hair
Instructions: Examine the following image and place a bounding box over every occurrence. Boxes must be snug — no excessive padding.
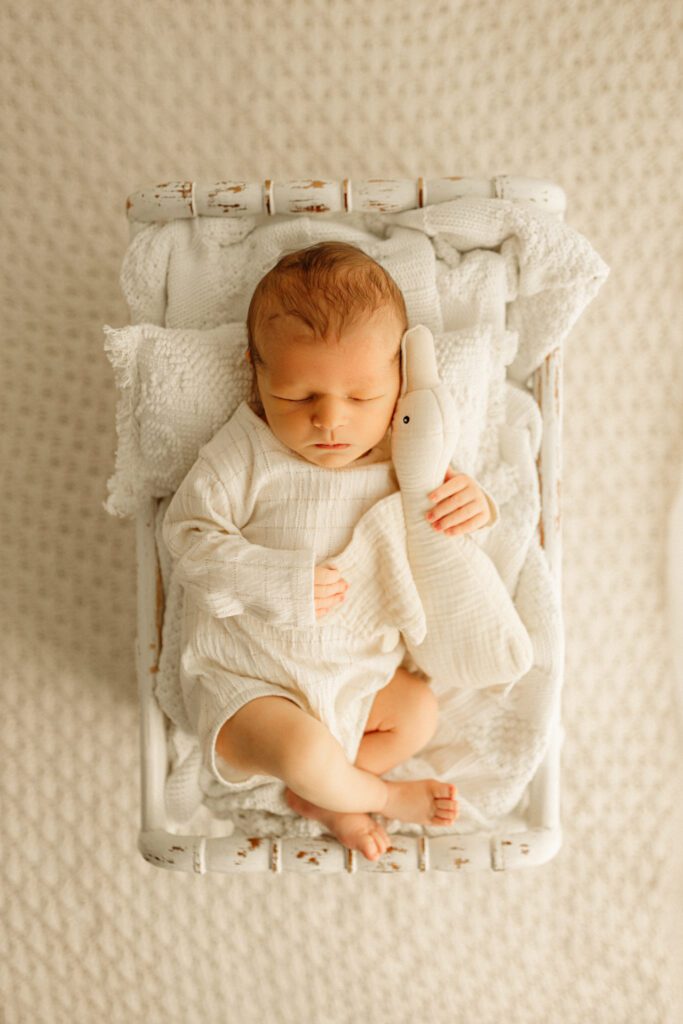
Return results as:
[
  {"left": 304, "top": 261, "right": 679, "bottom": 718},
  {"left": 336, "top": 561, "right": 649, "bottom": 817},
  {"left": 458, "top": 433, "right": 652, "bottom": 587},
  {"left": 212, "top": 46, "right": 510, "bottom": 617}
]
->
[{"left": 246, "top": 240, "right": 408, "bottom": 370}]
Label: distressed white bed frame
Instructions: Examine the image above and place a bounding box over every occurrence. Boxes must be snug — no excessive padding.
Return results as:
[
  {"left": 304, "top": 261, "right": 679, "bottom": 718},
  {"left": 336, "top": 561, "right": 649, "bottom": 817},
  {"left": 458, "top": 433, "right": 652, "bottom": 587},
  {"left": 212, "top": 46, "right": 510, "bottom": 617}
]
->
[{"left": 127, "top": 176, "right": 564, "bottom": 874}]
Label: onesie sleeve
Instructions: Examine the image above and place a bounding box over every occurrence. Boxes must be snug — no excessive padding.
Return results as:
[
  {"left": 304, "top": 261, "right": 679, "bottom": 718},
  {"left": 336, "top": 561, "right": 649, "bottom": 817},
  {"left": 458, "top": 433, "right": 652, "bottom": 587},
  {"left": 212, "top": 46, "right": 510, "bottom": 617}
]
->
[
  {"left": 477, "top": 486, "right": 499, "bottom": 533},
  {"left": 162, "top": 455, "right": 317, "bottom": 628}
]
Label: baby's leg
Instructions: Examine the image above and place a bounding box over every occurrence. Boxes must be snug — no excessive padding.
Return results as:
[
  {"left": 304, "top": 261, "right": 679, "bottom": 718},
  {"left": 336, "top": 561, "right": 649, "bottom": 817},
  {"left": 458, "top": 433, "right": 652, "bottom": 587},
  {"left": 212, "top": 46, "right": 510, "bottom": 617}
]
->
[
  {"left": 284, "top": 668, "right": 458, "bottom": 853},
  {"left": 357, "top": 670, "right": 459, "bottom": 824},
  {"left": 217, "top": 692, "right": 457, "bottom": 851},
  {"left": 218, "top": 695, "right": 415, "bottom": 862},
  {"left": 216, "top": 695, "right": 390, "bottom": 814},
  {"left": 354, "top": 666, "right": 440, "bottom": 776}
]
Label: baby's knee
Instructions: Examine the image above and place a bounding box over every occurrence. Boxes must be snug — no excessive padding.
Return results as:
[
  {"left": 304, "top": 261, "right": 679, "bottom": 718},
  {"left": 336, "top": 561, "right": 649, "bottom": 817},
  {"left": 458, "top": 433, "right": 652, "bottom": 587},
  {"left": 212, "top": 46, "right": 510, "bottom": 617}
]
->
[
  {"left": 389, "top": 672, "right": 439, "bottom": 750},
  {"left": 215, "top": 696, "right": 297, "bottom": 777},
  {"left": 413, "top": 681, "right": 439, "bottom": 742},
  {"left": 374, "top": 667, "right": 439, "bottom": 743},
  {"left": 215, "top": 695, "right": 341, "bottom": 786}
]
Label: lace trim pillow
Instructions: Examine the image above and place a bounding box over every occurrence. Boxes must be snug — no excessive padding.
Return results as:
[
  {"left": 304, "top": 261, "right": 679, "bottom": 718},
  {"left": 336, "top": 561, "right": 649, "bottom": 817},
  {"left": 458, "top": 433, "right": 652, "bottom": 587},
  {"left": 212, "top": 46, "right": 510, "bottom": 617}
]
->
[
  {"left": 103, "top": 322, "right": 252, "bottom": 517},
  {"left": 102, "top": 321, "right": 514, "bottom": 518}
]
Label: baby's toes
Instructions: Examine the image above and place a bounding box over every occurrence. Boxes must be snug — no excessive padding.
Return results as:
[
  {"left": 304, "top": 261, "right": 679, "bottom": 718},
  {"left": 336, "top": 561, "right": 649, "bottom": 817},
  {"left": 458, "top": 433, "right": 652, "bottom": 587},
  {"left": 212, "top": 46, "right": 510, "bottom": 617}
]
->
[
  {"left": 360, "top": 833, "right": 382, "bottom": 861},
  {"left": 433, "top": 800, "right": 459, "bottom": 824},
  {"left": 433, "top": 785, "right": 459, "bottom": 824},
  {"left": 369, "top": 824, "right": 389, "bottom": 856},
  {"left": 435, "top": 783, "right": 457, "bottom": 806}
]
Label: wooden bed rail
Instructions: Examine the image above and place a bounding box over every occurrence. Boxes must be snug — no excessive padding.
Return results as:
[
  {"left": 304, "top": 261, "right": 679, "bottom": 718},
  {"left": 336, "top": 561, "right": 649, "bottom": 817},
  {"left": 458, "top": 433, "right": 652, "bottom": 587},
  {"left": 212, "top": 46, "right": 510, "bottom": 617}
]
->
[{"left": 126, "top": 176, "right": 566, "bottom": 222}]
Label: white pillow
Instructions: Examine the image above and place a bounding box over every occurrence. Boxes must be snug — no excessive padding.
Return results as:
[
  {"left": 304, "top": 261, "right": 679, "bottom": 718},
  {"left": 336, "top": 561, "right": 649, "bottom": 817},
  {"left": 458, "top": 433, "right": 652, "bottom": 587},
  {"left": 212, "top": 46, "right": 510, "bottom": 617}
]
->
[
  {"left": 435, "top": 325, "right": 516, "bottom": 478},
  {"left": 103, "top": 321, "right": 513, "bottom": 518},
  {"left": 103, "top": 322, "right": 252, "bottom": 517}
]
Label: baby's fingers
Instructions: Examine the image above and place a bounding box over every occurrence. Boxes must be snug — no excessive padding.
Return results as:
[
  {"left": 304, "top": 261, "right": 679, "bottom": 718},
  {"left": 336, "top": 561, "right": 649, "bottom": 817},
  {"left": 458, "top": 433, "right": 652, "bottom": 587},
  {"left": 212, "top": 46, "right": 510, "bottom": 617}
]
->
[
  {"left": 314, "top": 563, "right": 349, "bottom": 617},
  {"left": 427, "top": 471, "right": 470, "bottom": 505},
  {"left": 315, "top": 563, "right": 349, "bottom": 592},
  {"left": 315, "top": 591, "right": 347, "bottom": 619},
  {"left": 315, "top": 577, "right": 349, "bottom": 599},
  {"left": 315, "top": 564, "right": 344, "bottom": 586}
]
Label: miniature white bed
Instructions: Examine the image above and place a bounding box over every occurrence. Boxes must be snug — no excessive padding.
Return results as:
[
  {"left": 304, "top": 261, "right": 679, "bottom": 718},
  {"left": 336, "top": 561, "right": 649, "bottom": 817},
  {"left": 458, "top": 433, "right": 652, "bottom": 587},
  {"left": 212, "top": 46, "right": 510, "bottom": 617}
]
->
[{"left": 121, "top": 176, "right": 572, "bottom": 874}]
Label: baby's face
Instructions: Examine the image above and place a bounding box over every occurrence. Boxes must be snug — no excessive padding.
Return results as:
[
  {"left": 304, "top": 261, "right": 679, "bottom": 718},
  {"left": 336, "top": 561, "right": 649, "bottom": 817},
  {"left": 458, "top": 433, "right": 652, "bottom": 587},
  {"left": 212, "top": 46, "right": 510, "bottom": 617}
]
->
[{"left": 252, "top": 305, "right": 403, "bottom": 467}]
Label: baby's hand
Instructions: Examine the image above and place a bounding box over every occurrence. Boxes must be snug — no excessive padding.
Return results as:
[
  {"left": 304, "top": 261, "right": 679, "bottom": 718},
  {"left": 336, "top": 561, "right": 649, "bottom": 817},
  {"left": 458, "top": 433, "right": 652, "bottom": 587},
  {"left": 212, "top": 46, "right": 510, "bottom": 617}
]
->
[
  {"left": 425, "top": 466, "right": 491, "bottom": 536},
  {"left": 314, "top": 564, "right": 349, "bottom": 619}
]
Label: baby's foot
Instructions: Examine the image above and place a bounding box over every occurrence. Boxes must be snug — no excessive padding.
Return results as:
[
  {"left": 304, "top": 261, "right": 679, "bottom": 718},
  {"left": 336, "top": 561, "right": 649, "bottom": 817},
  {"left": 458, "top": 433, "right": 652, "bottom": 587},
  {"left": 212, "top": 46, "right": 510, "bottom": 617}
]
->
[
  {"left": 381, "top": 779, "right": 458, "bottom": 826},
  {"left": 284, "top": 788, "right": 390, "bottom": 862}
]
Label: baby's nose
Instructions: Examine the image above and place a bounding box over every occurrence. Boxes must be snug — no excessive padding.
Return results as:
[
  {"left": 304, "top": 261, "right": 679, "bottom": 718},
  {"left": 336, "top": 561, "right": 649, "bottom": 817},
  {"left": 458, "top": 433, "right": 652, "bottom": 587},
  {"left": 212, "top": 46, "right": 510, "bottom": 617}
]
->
[{"left": 312, "top": 396, "right": 347, "bottom": 429}]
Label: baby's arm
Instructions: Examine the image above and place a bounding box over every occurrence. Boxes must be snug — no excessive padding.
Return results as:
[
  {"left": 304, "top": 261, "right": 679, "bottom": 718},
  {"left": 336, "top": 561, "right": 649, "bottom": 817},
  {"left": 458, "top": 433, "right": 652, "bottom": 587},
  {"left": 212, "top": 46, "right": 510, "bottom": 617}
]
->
[{"left": 162, "top": 456, "right": 317, "bottom": 629}]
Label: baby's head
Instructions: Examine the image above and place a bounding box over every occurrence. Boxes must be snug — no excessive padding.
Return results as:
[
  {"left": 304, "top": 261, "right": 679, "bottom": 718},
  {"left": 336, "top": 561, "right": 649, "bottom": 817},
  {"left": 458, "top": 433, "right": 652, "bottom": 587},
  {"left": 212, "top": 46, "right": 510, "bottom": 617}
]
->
[{"left": 246, "top": 241, "right": 408, "bottom": 467}]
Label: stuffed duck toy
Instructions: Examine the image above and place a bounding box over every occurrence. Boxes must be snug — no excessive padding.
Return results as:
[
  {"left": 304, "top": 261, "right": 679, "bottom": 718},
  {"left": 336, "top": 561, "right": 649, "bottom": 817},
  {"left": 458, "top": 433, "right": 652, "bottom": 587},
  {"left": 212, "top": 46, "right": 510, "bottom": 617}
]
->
[
  {"left": 332, "top": 324, "right": 533, "bottom": 691},
  {"left": 389, "top": 324, "right": 533, "bottom": 689}
]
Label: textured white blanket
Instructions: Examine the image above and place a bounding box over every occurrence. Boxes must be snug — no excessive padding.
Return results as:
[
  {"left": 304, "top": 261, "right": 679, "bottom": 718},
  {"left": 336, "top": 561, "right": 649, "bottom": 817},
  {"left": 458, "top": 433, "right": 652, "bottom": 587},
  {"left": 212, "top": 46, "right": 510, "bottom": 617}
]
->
[{"left": 119, "top": 199, "right": 608, "bottom": 836}]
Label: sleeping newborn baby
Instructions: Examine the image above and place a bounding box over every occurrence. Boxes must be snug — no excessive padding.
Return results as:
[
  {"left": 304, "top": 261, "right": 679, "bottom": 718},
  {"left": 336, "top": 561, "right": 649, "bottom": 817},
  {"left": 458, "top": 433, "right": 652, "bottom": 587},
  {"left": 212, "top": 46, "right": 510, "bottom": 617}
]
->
[{"left": 162, "top": 240, "right": 498, "bottom": 861}]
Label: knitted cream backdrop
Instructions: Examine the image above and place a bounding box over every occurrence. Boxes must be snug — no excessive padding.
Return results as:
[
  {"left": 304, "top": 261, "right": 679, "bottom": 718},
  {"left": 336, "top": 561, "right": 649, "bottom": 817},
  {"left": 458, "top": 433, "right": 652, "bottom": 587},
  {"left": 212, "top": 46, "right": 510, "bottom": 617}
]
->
[{"left": 1, "top": 1, "right": 681, "bottom": 1022}]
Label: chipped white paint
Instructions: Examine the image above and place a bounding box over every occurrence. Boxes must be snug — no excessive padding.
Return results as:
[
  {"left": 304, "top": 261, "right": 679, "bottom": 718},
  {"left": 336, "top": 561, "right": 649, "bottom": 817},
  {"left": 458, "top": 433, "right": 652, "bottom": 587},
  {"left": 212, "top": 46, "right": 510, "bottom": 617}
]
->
[
  {"left": 137, "top": 823, "right": 562, "bottom": 874},
  {"left": 132, "top": 176, "right": 565, "bottom": 872},
  {"left": 126, "top": 176, "right": 567, "bottom": 221}
]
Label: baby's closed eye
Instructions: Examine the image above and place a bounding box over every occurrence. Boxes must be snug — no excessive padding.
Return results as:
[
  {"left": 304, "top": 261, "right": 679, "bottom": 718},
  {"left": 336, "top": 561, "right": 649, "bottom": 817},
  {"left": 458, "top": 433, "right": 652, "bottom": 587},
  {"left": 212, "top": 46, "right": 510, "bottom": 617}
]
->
[{"left": 272, "top": 395, "right": 384, "bottom": 403}]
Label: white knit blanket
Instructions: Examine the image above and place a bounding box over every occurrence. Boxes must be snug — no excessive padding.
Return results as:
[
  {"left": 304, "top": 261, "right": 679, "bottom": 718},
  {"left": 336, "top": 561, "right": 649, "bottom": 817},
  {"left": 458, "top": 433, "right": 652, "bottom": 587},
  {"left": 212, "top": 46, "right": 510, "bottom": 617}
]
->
[{"left": 117, "top": 199, "right": 608, "bottom": 836}]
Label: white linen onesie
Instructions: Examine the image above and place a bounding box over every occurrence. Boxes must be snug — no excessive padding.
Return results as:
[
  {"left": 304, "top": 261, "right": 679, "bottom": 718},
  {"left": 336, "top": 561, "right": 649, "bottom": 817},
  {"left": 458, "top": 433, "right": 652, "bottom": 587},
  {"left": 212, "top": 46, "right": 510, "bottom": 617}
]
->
[{"left": 162, "top": 400, "right": 421, "bottom": 790}]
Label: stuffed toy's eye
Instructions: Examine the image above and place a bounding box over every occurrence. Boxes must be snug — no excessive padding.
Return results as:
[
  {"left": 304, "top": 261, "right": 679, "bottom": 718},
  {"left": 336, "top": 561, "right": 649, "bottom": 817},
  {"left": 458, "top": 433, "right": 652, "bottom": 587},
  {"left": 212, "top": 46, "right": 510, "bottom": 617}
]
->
[{"left": 403, "top": 415, "right": 410, "bottom": 424}]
